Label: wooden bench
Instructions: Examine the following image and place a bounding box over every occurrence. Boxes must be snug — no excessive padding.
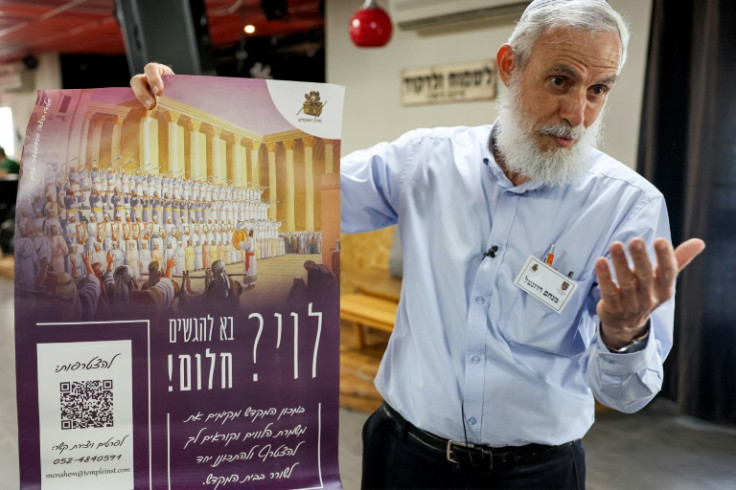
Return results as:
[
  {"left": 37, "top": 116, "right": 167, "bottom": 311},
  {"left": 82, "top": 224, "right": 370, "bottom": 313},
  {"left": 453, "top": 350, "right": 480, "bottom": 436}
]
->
[{"left": 340, "top": 293, "right": 398, "bottom": 349}]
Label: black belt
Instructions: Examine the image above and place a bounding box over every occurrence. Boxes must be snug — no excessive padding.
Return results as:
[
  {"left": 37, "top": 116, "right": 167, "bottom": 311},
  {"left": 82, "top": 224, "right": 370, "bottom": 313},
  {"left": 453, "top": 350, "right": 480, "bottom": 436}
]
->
[{"left": 381, "top": 402, "right": 575, "bottom": 470}]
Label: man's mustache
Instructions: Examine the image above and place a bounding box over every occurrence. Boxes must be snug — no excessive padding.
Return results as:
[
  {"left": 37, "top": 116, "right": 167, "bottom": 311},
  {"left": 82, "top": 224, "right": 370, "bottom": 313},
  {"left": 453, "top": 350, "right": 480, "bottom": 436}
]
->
[{"left": 537, "top": 123, "right": 586, "bottom": 140}]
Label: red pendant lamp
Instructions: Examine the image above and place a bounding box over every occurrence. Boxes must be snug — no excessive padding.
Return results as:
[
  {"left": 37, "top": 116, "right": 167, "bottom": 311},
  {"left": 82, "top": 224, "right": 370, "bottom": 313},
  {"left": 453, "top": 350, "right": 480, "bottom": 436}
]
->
[{"left": 349, "top": 0, "right": 393, "bottom": 47}]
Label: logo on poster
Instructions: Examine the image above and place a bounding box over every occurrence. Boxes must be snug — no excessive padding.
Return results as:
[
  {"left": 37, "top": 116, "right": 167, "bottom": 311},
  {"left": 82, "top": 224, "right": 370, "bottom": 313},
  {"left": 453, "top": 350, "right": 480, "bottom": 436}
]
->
[{"left": 298, "top": 91, "right": 324, "bottom": 123}]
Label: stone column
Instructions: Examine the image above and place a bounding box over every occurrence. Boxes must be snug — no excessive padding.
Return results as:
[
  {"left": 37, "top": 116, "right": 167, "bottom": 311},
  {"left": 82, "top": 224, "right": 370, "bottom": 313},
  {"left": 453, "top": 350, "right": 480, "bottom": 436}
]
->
[
  {"left": 67, "top": 92, "right": 93, "bottom": 172},
  {"left": 204, "top": 126, "right": 225, "bottom": 183},
  {"left": 246, "top": 139, "right": 261, "bottom": 187},
  {"left": 239, "top": 137, "right": 250, "bottom": 188},
  {"left": 302, "top": 136, "right": 316, "bottom": 231},
  {"left": 282, "top": 139, "right": 296, "bottom": 231},
  {"left": 79, "top": 113, "right": 93, "bottom": 169},
  {"left": 324, "top": 139, "right": 335, "bottom": 174},
  {"left": 110, "top": 115, "right": 125, "bottom": 168},
  {"left": 89, "top": 117, "right": 105, "bottom": 169},
  {"left": 264, "top": 142, "right": 278, "bottom": 221},
  {"left": 139, "top": 110, "right": 160, "bottom": 174},
  {"left": 225, "top": 132, "right": 244, "bottom": 188},
  {"left": 165, "top": 110, "right": 182, "bottom": 177},
  {"left": 186, "top": 119, "right": 204, "bottom": 181}
]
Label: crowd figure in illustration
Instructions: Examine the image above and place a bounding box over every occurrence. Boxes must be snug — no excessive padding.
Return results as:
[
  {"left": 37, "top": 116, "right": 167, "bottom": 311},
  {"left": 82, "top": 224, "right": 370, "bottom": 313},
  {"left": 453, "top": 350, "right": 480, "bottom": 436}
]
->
[
  {"left": 177, "top": 260, "right": 243, "bottom": 313},
  {"left": 14, "top": 165, "right": 321, "bottom": 320},
  {"left": 281, "top": 231, "right": 322, "bottom": 255}
]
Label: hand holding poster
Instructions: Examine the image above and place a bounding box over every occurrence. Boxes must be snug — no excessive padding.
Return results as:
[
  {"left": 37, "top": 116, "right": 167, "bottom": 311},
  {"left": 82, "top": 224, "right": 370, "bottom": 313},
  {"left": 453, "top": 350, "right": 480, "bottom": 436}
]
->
[{"left": 15, "top": 76, "right": 345, "bottom": 489}]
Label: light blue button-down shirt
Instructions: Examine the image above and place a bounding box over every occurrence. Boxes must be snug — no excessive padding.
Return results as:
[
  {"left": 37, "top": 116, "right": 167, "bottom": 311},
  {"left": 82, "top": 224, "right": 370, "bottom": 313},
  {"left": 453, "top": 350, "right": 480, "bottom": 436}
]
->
[{"left": 341, "top": 124, "right": 673, "bottom": 447}]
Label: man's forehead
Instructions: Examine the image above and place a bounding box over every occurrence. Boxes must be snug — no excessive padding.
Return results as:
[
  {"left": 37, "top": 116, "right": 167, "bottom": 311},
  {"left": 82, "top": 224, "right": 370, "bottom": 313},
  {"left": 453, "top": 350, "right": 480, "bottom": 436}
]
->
[{"left": 531, "top": 28, "right": 622, "bottom": 71}]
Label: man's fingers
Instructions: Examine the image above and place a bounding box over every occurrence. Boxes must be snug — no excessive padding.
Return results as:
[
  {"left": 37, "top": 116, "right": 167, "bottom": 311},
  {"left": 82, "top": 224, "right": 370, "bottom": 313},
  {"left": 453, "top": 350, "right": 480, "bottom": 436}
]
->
[
  {"left": 629, "top": 237, "right": 653, "bottom": 289},
  {"left": 143, "top": 62, "right": 174, "bottom": 95},
  {"left": 609, "top": 242, "right": 630, "bottom": 281},
  {"left": 652, "top": 237, "right": 705, "bottom": 302},
  {"left": 595, "top": 257, "right": 621, "bottom": 311},
  {"left": 653, "top": 239, "right": 676, "bottom": 299},
  {"left": 674, "top": 238, "right": 706, "bottom": 272},
  {"left": 609, "top": 241, "right": 638, "bottom": 309},
  {"left": 129, "top": 63, "right": 175, "bottom": 110},
  {"left": 129, "top": 74, "right": 156, "bottom": 109}
]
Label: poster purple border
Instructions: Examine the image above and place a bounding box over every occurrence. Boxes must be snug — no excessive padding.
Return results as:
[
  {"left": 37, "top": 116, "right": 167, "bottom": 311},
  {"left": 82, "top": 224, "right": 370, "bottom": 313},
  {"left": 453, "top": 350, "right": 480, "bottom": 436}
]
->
[{"left": 14, "top": 76, "right": 345, "bottom": 489}]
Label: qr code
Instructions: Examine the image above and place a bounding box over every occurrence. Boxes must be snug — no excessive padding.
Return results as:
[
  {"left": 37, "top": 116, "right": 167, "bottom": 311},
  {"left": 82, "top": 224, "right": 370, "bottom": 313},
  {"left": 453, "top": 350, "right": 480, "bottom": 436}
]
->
[{"left": 59, "top": 380, "right": 114, "bottom": 430}]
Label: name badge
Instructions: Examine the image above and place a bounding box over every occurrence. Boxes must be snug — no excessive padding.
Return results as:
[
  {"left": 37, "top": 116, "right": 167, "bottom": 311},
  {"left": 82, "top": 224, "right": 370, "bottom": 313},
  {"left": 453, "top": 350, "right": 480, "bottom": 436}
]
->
[{"left": 513, "top": 255, "right": 578, "bottom": 313}]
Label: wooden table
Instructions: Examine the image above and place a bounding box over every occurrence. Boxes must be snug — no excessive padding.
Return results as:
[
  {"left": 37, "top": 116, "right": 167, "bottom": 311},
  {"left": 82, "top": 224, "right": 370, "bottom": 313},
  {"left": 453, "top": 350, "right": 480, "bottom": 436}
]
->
[{"left": 340, "top": 293, "right": 398, "bottom": 350}]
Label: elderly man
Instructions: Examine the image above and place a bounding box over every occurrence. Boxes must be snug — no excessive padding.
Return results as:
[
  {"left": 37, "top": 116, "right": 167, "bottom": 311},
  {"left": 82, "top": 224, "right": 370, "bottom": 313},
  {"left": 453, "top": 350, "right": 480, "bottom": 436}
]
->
[{"left": 130, "top": 1, "right": 704, "bottom": 487}]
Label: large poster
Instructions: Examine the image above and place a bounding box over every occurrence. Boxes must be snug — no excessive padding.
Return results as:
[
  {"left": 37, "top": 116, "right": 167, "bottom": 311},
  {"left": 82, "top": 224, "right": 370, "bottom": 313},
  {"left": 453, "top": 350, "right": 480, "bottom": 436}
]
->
[{"left": 14, "top": 76, "right": 344, "bottom": 489}]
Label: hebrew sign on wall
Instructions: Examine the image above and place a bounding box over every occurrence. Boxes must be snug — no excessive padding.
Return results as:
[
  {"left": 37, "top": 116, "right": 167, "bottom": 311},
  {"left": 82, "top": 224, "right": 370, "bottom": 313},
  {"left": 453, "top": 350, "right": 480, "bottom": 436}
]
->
[{"left": 401, "top": 59, "right": 497, "bottom": 106}]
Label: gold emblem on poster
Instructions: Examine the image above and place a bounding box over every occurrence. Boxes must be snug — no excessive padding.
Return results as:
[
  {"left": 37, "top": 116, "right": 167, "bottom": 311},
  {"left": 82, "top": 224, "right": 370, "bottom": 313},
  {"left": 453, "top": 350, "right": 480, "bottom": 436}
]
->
[{"left": 301, "top": 91, "right": 324, "bottom": 117}]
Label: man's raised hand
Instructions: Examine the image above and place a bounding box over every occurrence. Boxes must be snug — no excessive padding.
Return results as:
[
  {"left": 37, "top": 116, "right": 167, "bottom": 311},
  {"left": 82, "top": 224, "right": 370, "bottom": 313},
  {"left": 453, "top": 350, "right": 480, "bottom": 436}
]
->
[{"left": 596, "top": 237, "right": 705, "bottom": 349}]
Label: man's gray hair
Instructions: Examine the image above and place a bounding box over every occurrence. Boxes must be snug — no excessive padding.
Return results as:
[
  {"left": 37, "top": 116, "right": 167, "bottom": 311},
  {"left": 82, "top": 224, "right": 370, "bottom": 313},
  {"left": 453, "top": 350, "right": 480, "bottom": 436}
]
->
[{"left": 509, "top": 0, "right": 630, "bottom": 72}]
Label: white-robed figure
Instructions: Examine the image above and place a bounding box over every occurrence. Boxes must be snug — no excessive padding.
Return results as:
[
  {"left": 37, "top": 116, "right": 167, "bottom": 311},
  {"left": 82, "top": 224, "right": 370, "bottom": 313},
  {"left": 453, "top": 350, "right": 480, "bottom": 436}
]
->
[
  {"left": 232, "top": 223, "right": 257, "bottom": 288},
  {"left": 90, "top": 241, "right": 107, "bottom": 270},
  {"left": 139, "top": 241, "right": 152, "bottom": 279},
  {"left": 185, "top": 239, "right": 195, "bottom": 272},
  {"left": 111, "top": 241, "right": 126, "bottom": 270},
  {"left": 86, "top": 213, "right": 99, "bottom": 253},
  {"left": 150, "top": 215, "right": 164, "bottom": 251},
  {"left": 194, "top": 240, "right": 204, "bottom": 270},
  {"left": 164, "top": 240, "right": 177, "bottom": 273},
  {"left": 174, "top": 240, "right": 186, "bottom": 275},
  {"left": 151, "top": 242, "right": 164, "bottom": 269},
  {"left": 126, "top": 239, "right": 141, "bottom": 281},
  {"left": 65, "top": 213, "right": 80, "bottom": 247},
  {"left": 100, "top": 214, "right": 113, "bottom": 251}
]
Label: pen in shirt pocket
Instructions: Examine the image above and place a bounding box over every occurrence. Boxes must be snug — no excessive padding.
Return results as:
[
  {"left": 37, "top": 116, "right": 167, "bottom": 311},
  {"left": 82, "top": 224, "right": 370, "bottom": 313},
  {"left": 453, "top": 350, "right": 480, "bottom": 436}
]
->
[
  {"left": 544, "top": 244, "right": 555, "bottom": 265},
  {"left": 544, "top": 244, "right": 574, "bottom": 278}
]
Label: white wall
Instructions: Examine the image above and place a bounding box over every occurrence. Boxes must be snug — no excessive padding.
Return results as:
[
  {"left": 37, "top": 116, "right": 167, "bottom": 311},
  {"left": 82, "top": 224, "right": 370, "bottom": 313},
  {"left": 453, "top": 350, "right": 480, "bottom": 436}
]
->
[
  {"left": 1, "top": 1, "right": 654, "bottom": 166},
  {"left": 0, "top": 53, "right": 62, "bottom": 159},
  {"left": 326, "top": 0, "right": 653, "bottom": 169}
]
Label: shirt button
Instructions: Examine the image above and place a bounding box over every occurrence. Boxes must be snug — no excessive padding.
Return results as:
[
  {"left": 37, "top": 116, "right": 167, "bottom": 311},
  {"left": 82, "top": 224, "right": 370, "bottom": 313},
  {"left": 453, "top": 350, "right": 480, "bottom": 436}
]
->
[
  {"left": 471, "top": 355, "right": 481, "bottom": 364},
  {"left": 474, "top": 297, "right": 485, "bottom": 305},
  {"left": 467, "top": 417, "right": 477, "bottom": 426}
]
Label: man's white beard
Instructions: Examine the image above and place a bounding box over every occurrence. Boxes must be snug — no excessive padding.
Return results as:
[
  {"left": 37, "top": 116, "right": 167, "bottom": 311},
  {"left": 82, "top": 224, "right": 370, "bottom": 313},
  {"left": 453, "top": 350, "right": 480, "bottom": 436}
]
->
[{"left": 494, "top": 78, "right": 604, "bottom": 186}]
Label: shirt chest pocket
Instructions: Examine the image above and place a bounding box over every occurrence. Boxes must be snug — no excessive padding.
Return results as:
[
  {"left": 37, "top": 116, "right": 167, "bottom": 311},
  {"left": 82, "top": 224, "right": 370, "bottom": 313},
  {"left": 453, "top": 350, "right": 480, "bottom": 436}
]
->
[{"left": 497, "top": 272, "right": 596, "bottom": 356}]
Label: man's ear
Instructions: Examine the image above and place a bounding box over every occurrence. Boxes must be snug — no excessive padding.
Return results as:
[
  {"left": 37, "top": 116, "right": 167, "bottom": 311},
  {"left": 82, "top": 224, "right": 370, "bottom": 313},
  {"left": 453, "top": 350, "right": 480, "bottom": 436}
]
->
[{"left": 497, "top": 43, "right": 516, "bottom": 87}]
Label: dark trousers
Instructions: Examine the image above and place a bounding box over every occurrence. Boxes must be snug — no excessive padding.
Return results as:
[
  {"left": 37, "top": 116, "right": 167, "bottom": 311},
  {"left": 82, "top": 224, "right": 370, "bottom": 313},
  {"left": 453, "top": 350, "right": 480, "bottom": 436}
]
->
[{"left": 361, "top": 404, "right": 585, "bottom": 490}]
